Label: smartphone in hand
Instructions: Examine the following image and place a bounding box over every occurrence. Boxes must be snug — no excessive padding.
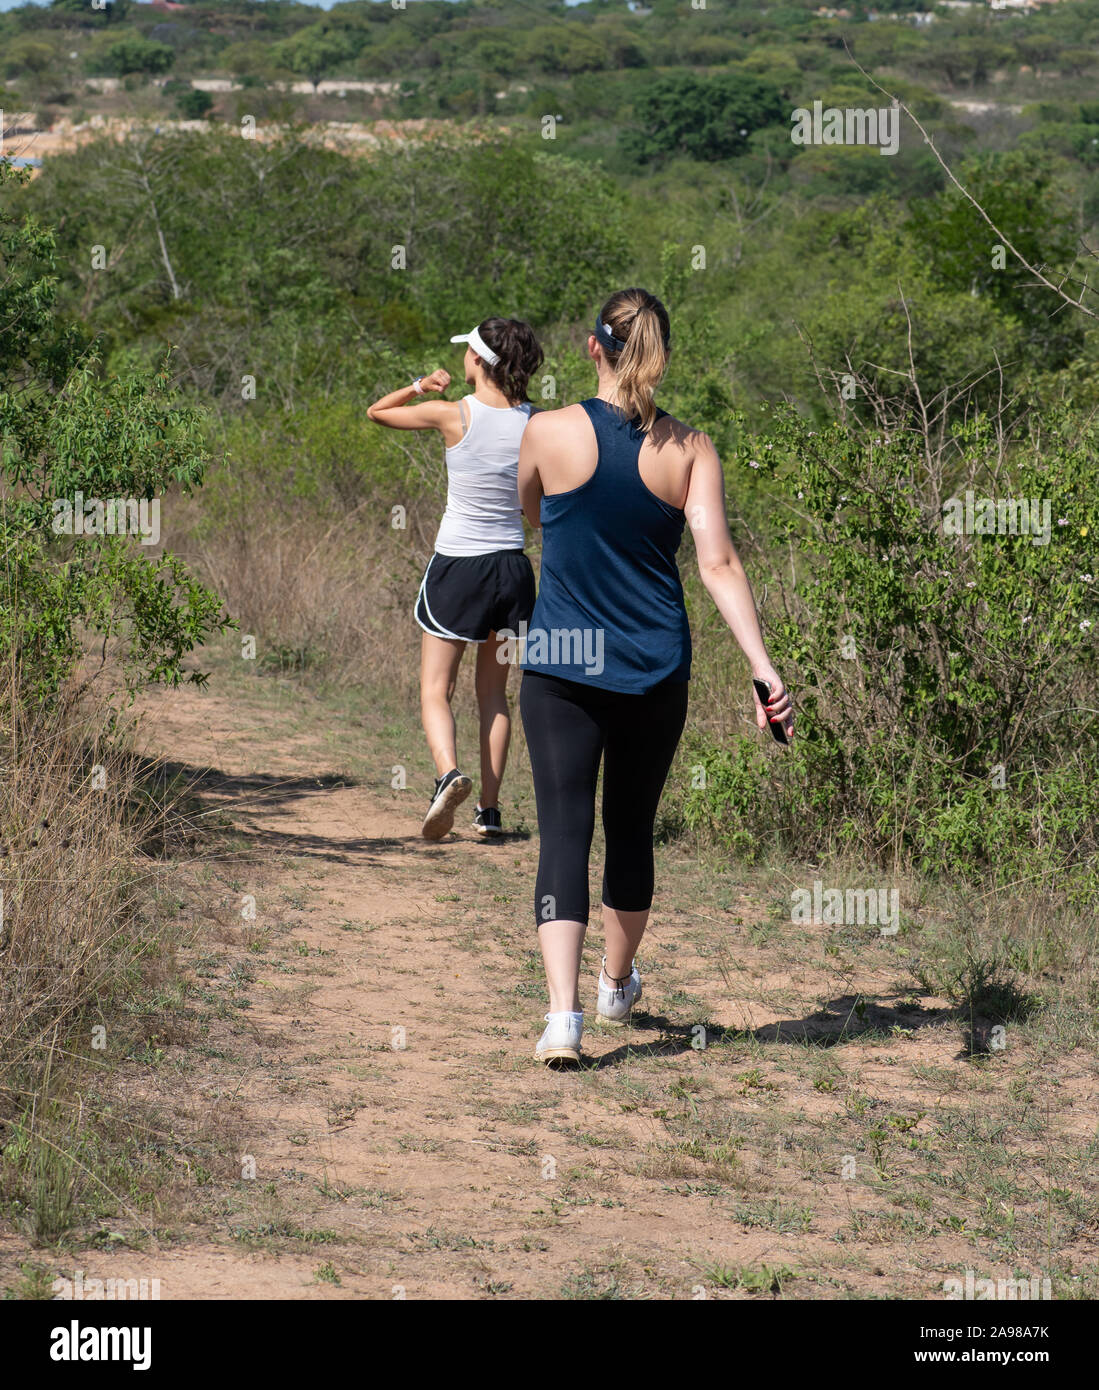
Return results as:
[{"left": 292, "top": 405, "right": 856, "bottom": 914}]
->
[{"left": 753, "top": 678, "right": 790, "bottom": 746}]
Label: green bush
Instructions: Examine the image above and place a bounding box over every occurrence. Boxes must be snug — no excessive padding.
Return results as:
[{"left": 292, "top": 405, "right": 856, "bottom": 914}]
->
[
  {"left": 0, "top": 164, "right": 229, "bottom": 705},
  {"left": 678, "top": 399, "right": 1097, "bottom": 894},
  {"left": 174, "top": 87, "right": 214, "bottom": 120},
  {"left": 619, "top": 71, "right": 786, "bottom": 166},
  {"left": 86, "top": 35, "right": 174, "bottom": 78}
]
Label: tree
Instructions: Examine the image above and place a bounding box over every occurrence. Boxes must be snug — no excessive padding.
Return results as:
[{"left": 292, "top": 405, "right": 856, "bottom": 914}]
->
[
  {"left": 364, "top": 141, "right": 630, "bottom": 330},
  {"left": 221, "top": 40, "right": 276, "bottom": 80},
  {"left": 175, "top": 87, "right": 214, "bottom": 121},
  {"left": 620, "top": 72, "right": 786, "bottom": 165},
  {"left": 907, "top": 149, "right": 1083, "bottom": 370},
  {"left": 0, "top": 162, "right": 229, "bottom": 704},
  {"left": 1059, "top": 48, "right": 1098, "bottom": 80},
  {"left": 519, "top": 25, "right": 610, "bottom": 75},
  {"left": 49, "top": 0, "right": 133, "bottom": 20},
  {"left": 273, "top": 25, "right": 354, "bottom": 91},
  {"left": 86, "top": 35, "right": 175, "bottom": 78},
  {"left": 1015, "top": 31, "right": 1061, "bottom": 74},
  {"left": 1, "top": 38, "right": 56, "bottom": 88},
  {"left": 794, "top": 197, "right": 1023, "bottom": 412}
]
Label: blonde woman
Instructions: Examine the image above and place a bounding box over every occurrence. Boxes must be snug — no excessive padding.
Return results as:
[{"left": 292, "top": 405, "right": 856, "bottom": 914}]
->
[
  {"left": 369, "top": 318, "right": 543, "bottom": 840},
  {"left": 517, "top": 288, "right": 793, "bottom": 1064}
]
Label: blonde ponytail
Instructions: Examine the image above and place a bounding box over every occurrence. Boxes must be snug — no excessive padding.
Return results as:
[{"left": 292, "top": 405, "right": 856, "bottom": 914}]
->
[{"left": 597, "top": 288, "right": 671, "bottom": 433}]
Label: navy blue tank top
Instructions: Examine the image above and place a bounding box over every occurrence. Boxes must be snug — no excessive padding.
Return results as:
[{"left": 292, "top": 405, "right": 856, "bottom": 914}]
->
[{"left": 520, "top": 398, "right": 692, "bottom": 694}]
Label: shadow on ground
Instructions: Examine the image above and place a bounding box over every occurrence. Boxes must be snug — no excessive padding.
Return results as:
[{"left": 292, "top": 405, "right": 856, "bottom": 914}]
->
[
  {"left": 586, "top": 995, "right": 974, "bottom": 1069},
  {"left": 133, "top": 755, "right": 430, "bottom": 866}
]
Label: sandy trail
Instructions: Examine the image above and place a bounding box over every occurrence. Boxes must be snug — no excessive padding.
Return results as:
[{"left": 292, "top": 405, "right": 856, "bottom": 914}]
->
[
  {"left": 65, "top": 681, "right": 761, "bottom": 1299},
  {"left": 12, "top": 676, "right": 1092, "bottom": 1301}
]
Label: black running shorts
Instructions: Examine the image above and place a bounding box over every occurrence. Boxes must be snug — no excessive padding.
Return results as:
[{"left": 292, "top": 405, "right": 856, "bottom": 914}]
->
[{"left": 415, "top": 549, "right": 535, "bottom": 643}]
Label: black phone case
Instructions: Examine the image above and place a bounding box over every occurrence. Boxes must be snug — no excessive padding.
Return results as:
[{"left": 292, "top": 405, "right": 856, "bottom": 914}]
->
[{"left": 753, "top": 678, "right": 789, "bottom": 745}]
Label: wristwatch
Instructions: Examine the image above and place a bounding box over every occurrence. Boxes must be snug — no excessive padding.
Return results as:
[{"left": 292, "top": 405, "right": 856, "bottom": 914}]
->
[{"left": 411, "top": 377, "right": 425, "bottom": 394}]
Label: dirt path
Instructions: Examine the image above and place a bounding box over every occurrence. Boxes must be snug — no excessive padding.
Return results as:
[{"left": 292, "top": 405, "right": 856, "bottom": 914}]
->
[
  {"left": 119, "top": 678, "right": 781, "bottom": 1300},
  {"left": 16, "top": 671, "right": 1095, "bottom": 1301}
]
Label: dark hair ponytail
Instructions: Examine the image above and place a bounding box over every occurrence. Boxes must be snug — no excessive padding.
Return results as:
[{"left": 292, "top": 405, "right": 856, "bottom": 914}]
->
[{"left": 477, "top": 318, "right": 544, "bottom": 405}]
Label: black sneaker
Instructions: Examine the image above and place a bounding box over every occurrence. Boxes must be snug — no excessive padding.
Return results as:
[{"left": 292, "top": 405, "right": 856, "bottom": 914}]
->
[
  {"left": 472, "top": 804, "right": 503, "bottom": 837},
  {"left": 422, "top": 768, "right": 472, "bottom": 841}
]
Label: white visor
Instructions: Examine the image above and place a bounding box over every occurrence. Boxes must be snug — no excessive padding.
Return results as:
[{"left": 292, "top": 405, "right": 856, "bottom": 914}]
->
[{"left": 450, "top": 325, "right": 500, "bottom": 367}]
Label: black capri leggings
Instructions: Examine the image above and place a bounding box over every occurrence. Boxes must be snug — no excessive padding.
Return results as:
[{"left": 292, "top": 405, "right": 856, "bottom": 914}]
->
[{"left": 519, "top": 670, "right": 689, "bottom": 928}]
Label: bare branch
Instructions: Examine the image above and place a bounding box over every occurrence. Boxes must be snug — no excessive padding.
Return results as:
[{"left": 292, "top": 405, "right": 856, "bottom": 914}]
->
[{"left": 842, "top": 42, "right": 1098, "bottom": 322}]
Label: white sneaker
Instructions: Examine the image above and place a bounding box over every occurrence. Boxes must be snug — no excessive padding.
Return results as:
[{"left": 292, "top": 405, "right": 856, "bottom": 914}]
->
[
  {"left": 421, "top": 769, "right": 472, "bottom": 840},
  {"left": 597, "top": 957, "right": 642, "bottom": 1022},
  {"left": 535, "top": 1011, "right": 583, "bottom": 1064}
]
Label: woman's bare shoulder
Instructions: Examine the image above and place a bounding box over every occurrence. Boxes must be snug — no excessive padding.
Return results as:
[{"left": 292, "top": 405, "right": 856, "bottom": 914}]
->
[
  {"left": 525, "top": 401, "right": 592, "bottom": 432},
  {"left": 651, "top": 410, "right": 709, "bottom": 455}
]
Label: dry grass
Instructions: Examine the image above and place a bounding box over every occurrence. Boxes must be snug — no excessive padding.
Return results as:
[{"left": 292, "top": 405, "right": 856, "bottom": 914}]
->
[
  {"left": 169, "top": 488, "right": 434, "bottom": 700},
  {"left": 0, "top": 684, "right": 150, "bottom": 1099},
  {"left": 0, "top": 673, "right": 207, "bottom": 1246}
]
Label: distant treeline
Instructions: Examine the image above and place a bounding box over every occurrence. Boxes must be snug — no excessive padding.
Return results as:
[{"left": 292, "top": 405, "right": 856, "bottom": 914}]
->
[{"left": 3, "top": 0, "right": 1099, "bottom": 120}]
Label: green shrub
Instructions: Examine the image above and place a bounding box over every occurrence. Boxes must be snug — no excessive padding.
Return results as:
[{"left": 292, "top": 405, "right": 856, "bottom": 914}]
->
[
  {"left": 0, "top": 163, "right": 230, "bottom": 704},
  {"left": 619, "top": 71, "right": 786, "bottom": 165},
  {"left": 174, "top": 87, "right": 214, "bottom": 121},
  {"left": 86, "top": 35, "right": 174, "bottom": 78},
  {"left": 679, "top": 398, "right": 1097, "bottom": 894}
]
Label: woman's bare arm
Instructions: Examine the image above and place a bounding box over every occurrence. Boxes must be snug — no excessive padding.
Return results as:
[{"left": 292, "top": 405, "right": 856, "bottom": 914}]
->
[
  {"left": 685, "top": 433, "right": 794, "bottom": 737},
  {"left": 517, "top": 411, "right": 548, "bottom": 528},
  {"left": 367, "top": 368, "right": 460, "bottom": 437}
]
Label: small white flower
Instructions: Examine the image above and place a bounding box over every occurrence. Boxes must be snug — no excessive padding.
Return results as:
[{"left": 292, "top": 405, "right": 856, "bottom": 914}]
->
[
  {"left": 1082, "top": 574, "right": 1093, "bottom": 583},
  {"left": 966, "top": 581, "right": 977, "bottom": 589},
  {"left": 797, "top": 491, "right": 804, "bottom": 499},
  {"left": 749, "top": 459, "right": 760, "bottom": 468},
  {"left": 1081, "top": 620, "right": 1093, "bottom": 633},
  {"left": 1022, "top": 615, "right": 1032, "bottom": 623},
  {"left": 764, "top": 443, "right": 773, "bottom": 450},
  {"left": 1058, "top": 517, "right": 1069, "bottom": 526}
]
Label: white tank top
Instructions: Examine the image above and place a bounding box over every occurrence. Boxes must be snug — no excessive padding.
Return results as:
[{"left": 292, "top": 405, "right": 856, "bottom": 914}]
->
[{"left": 434, "top": 395, "right": 532, "bottom": 557}]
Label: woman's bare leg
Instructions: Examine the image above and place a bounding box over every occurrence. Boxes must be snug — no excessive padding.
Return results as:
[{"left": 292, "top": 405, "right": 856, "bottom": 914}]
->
[
  {"left": 420, "top": 633, "right": 466, "bottom": 776},
  {"left": 602, "top": 906, "right": 648, "bottom": 982},
  {"left": 474, "top": 632, "right": 512, "bottom": 808},
  {"left": 538, "top": 919, "right": 586, "bottom": 1014}
]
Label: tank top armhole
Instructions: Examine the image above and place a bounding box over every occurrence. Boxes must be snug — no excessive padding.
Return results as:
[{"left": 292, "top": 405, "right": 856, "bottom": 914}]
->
[
  {"left": 577, "top": 397, "right": 603, "bottom": 438},
  {"left": 444, "top": 398, "right": 474, "bottom": 459},
  {"left": 578, "top": 398, "right": 604, "bottom": 481}
]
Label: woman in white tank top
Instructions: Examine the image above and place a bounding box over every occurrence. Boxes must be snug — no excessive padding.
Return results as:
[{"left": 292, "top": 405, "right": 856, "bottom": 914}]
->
[{"left": 368, "top": 318, "right": 543, "bottom": 842}]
